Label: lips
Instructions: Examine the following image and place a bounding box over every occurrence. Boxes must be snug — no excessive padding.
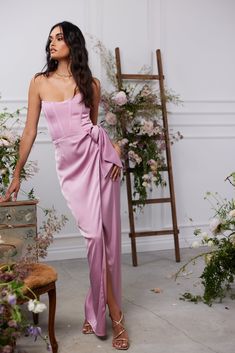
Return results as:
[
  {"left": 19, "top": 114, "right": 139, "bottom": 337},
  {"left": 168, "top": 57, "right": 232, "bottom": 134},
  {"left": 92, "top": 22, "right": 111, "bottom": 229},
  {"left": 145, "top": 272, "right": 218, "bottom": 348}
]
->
[{"left": 50, "top": 48, "right": 57, "bottom": 53}]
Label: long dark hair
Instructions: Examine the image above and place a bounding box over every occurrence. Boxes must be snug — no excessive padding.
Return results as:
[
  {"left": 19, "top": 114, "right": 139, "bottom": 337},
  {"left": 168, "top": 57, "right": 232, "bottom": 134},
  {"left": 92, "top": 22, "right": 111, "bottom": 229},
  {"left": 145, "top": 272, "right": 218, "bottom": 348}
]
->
[{"left": 37, "top": 21, "right": 94, "bottom": 107}]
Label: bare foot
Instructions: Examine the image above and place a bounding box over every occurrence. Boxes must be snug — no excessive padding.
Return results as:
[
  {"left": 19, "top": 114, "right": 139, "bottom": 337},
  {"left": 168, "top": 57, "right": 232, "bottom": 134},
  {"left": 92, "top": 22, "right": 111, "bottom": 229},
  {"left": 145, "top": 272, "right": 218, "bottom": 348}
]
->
[
  {"left": 111, "top": 312, "right": 129, "bottom": 350},
  {"left": 82, "top": 320, "right": 94, "bottom": 334}
]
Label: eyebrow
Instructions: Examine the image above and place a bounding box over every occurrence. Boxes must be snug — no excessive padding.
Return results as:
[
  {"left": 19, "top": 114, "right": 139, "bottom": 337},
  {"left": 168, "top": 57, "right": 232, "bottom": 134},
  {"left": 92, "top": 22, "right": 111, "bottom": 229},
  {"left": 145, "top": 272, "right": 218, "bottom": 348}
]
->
[{"left": 49, "top": 32, "right": 64, "bottom": 39}]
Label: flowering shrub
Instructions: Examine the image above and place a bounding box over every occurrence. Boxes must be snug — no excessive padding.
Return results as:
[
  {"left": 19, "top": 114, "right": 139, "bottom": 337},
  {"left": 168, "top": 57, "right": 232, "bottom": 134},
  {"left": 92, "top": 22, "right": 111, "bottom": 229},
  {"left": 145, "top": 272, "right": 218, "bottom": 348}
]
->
[
  {"left": 176, "top": 173, "right": 235, "bottom": 305},
  {"left": 0, "top": 105, "right": 38, "bottom": 195},
  {"left": 91, "top": 38, "right": 182, "bottom": 206}
]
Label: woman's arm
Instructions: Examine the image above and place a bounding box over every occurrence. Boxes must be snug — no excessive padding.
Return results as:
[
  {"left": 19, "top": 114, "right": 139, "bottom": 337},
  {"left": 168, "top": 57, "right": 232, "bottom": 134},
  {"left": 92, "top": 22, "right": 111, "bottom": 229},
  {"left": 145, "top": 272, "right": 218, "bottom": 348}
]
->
[
  {"left": 0, "top": 77, "right": 42, "bottom": 201},
  {"left": 90, "top": 77, "right": 101, "bottom": 125}
]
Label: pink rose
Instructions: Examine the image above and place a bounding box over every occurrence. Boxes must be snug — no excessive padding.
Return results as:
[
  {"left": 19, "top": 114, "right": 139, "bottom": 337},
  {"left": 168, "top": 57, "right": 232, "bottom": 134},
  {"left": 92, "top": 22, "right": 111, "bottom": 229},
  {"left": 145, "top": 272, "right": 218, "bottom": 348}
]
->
[
  {"left": 113, "top": 91, "right": 128, "bottom": 106},
  {"left": 105, "top": 112, "right": 117, "bottom": 125}
]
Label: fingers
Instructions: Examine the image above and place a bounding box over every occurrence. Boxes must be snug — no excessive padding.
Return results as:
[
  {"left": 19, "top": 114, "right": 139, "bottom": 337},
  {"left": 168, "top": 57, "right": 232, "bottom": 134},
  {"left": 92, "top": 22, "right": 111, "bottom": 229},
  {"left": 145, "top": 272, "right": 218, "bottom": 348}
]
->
[
  {"left": 110, "top": 165, "right": 121, "bottom": 181},
  {"left": 0, "top": 180, "right": 20, "bottom": 203},
  {"left": 13, "top": 190, "right": 18, "bottom": 202}
]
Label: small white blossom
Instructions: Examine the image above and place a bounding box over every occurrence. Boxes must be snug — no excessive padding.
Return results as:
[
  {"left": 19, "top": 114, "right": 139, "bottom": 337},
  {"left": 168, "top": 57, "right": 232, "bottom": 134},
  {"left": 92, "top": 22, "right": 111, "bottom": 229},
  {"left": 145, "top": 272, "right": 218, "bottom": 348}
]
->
[
  {"left": 207, "top": 240, "right": 214, "bottom": 247},
  {"left": 28, "top": 299, "right": 35, "bottom": 312},
  {"left": 205, "top": 254, "right": 213, "bottom": 264},
  {"left": 142, "top": 174, "right": 149, "bottom": 180},
  {"left": 28, "top": 299, "right": 47, "bottom": 313},
  {"left": 202, "top": 232, "right": 209, "bottom": 241},
  {"left": 229, "top": 209, "right": 235, "bottom": 218},
  {"left": 191, "top": 241, "right": 200, "bottom": 248},
  {"left": 142, "top": 181, "right": 148, "bottom": 187},
  {"left": 209, "top": 218, "right": 221, "bottom": 233}
]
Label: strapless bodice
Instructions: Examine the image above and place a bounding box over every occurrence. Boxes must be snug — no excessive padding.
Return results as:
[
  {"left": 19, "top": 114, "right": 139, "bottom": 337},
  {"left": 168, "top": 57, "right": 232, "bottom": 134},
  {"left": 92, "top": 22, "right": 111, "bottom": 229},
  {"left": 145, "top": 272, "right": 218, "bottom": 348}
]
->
[{"left": 41, "top": 93, "right": 93, "bottom": 142}]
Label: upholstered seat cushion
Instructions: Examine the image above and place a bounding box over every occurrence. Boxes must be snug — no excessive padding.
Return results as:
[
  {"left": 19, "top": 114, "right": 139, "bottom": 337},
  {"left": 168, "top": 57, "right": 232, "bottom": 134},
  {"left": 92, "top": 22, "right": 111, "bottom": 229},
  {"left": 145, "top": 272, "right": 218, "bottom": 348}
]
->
[{"left": 23, "top": 263, "right": 57, "bottom": 291}]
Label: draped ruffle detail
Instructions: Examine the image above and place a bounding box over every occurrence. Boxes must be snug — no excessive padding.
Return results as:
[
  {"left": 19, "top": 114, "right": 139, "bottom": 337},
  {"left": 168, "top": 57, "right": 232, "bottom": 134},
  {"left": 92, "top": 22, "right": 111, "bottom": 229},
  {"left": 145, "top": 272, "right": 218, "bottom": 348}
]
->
[{"left": 88, "top": 125, "right": 123, "bottom": 178}]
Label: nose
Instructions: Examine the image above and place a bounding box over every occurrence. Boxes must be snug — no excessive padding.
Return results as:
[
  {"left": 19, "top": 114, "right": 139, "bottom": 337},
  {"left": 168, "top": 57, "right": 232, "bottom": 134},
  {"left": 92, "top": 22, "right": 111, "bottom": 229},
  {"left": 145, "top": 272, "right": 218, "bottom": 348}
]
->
[{"left": 50, "top": 38, "right": 56, "bottom": 48}]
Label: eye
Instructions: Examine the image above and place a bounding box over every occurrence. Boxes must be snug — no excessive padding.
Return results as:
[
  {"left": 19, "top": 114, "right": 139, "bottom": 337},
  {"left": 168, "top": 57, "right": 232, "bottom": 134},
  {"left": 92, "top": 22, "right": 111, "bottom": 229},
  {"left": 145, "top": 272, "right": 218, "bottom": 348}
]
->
[{"left": 57, "top": 36, "right": 64, "bottom": 41}]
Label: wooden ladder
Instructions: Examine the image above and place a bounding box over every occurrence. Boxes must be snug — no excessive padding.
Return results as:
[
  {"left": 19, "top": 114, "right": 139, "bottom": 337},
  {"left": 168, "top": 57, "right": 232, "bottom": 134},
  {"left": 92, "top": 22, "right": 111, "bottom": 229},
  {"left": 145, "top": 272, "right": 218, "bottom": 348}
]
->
[{"left": 115, "top": 47, "right": 180, "bottom": 266}]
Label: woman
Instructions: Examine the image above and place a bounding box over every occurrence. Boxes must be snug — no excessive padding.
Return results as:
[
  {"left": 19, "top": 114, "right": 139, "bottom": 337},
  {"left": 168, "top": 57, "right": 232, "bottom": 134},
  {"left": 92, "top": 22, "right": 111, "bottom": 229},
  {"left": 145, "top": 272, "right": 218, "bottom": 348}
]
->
[{"left": 1, "top": 21, "right": 129, "bottom": 350}]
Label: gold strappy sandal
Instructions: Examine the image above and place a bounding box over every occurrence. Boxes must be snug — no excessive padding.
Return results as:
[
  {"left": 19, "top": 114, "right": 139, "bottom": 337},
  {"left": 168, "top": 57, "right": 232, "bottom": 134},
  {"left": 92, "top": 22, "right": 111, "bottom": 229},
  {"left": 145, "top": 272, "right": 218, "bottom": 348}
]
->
[
  {"left": 82, "top": 321, "right": 94, "bottom": 334},
  {"left": 111, "top": 312, "right": 129, "bottom": 350}
]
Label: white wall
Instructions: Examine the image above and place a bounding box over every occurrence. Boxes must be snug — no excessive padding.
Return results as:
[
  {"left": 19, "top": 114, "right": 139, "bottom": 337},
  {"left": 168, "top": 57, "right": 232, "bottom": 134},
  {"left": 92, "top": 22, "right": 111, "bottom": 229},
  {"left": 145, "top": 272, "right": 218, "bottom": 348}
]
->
[{"left": 0, "top": 0, "right": 235, "bottom": 262}]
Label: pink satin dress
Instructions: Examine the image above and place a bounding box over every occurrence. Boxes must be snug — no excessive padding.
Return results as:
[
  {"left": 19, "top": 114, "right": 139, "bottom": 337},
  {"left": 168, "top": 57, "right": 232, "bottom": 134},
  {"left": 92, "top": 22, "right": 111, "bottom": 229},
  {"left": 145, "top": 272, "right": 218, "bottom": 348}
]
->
[{"left": 42, "top": 93, "right": 122, "bottom": 336}]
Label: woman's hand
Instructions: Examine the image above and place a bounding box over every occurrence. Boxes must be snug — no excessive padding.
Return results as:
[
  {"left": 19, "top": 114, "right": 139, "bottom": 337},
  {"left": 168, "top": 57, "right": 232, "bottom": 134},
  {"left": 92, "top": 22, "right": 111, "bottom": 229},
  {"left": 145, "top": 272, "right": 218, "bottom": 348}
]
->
[
  {"left": 110, "top": 165, "right": 121, "bottom": 181},
  {"left": 110, "top": 142, "right": 122, "bottom": 180},
  {"left": 0, "top": 176, "right": 21, "bottom": 202}
]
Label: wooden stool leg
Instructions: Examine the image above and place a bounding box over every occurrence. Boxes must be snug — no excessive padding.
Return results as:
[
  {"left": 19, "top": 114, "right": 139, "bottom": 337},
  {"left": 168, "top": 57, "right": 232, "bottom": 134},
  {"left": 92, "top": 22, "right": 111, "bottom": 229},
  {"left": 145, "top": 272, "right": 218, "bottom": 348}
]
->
[
  {"left": 33, "top": 313, "right": 39, "bottom": 325},
  {"left": 48, "top": 284, "right": 58, "bottom": 353}
]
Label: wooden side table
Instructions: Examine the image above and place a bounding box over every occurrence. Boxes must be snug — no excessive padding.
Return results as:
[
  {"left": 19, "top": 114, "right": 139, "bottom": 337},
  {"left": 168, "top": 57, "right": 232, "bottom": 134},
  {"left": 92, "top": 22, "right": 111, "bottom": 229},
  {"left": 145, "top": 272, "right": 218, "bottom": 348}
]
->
[{"left": 0, "top": 200, "right": 38, "bottom": 261}]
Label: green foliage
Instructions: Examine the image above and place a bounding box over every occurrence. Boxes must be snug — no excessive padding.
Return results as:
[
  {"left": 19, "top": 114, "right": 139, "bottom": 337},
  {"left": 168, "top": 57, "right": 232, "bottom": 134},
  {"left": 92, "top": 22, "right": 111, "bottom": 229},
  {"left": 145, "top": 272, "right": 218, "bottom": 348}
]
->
[
  {"left": 0, "top": 105, "right": 38, "bottom": 195},
  {"left": 176, "top": 174, "right": 235, "bottom": 305}
]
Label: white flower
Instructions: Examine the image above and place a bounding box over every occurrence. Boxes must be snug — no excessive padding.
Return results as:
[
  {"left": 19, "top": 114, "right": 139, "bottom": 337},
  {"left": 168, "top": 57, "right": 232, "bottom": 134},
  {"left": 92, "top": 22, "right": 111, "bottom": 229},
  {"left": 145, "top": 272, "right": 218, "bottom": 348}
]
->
[
  {"left": 105, "top": 112, "right": 117, "bottom": 125},
  {"left": 205, "top": 254, "right": 213, "bottom": 264},
  {"left": 142, "top": 181, "right": 148, "bottom": 187},
  {"left": 113, "top": 91, "right": 128, "bottom": 106},
  {"left": 202, "top": 232, "right": 209, "bottom": 241},
  {"left": 229, "top": 209, "right": 235, "bottom": 218},
  {"left": 34, "top": 302, "right": 47, "bottom": 313},
  {"left": 140, "top": 120, "right": 155, "bottom": 136},
  {"left": 230, "top": 234, "right": 235, "bottom": 245},
  {"left": 191, "top": 241, "right": 200, "bottom": 248},
  {"left": 28, "top": 299, "right": 47, "bottom": 313},
  {"left": 142, "top": 174, "right": 149, "bottom": 180},
  {"left": 0, "top": 137, "right": 10, "bottom": 147},
  {"left": 28, "top": 299, "right": 35, "bottom": 311},
  {"left": 118, "top": 138, "right": 128, "bottom": 146},
  {"left": 128, "top": 150, "right": 142, "bottom": 165},
  {"left": 207, "top": 240, "right": 214, "bottom": 247},
  {"left": 209, "top": 218, "right": 221, "bottom": 233},
  {"left": 152, "top": 176, "right": 157, "bottom": 182}
]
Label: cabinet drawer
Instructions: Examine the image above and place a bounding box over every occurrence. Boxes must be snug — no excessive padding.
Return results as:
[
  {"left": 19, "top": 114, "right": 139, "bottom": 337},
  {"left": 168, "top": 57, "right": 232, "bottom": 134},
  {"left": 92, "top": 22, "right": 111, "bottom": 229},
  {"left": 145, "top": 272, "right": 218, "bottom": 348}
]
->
[
  {"left": 0, "top": 204, "right": 36, "bottom": 226},
  {"left": 0, "top": 227, "right": 36, "bottom": 261}
]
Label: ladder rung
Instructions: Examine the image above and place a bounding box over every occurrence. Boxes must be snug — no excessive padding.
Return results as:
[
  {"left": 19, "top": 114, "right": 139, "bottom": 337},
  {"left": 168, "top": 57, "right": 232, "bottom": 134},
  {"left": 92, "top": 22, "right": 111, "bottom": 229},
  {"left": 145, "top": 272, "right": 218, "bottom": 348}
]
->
[
  {"left": 127, "top": 166, "right": 168, "bottom": 173},
  {"left": 120, "top": 74, "right": 164, "bottom": 80},
  {"left": 132, "top": 197, "right": 171, "bottom": 205},
  {"left": 129, "top": 229, "right": 178, "bottom": 238}
]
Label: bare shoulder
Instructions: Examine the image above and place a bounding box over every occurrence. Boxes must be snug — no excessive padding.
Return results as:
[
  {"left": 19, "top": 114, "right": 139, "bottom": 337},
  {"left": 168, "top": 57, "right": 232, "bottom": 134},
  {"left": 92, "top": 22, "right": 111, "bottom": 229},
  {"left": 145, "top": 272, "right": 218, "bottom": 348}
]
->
[
  {"left": 92, "top": 77, "right": 100, "bottom": 90},
  {"left": 29, "top": 74, "right": 48, "bottom": 100}
]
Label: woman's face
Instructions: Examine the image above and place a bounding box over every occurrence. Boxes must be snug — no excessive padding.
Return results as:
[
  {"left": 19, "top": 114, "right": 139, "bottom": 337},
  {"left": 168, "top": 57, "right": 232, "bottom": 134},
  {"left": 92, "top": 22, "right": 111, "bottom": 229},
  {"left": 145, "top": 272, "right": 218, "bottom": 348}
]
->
[{"left": 49, "top": 26, "right": 70, "bottom": 61}]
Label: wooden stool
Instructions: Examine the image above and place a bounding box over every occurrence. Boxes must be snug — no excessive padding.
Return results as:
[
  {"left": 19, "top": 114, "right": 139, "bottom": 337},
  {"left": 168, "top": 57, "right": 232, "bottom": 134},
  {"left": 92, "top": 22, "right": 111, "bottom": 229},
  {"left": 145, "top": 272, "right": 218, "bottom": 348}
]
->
[{"left": 22, "top": 263, "right": 58, "bottom": 353}]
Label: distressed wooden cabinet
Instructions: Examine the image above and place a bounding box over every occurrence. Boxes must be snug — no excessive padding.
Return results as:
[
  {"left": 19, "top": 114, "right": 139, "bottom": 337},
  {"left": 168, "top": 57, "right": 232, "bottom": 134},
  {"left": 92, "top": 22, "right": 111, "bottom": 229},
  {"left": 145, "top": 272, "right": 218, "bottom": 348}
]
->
[{"left": 0, "top": 200, "right": 38, "bottom": 261}]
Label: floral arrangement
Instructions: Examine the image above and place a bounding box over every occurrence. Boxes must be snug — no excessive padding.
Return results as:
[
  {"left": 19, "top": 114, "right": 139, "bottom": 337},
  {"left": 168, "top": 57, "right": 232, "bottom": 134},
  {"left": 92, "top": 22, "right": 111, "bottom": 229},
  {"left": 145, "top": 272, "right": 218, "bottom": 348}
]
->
[
  {"left": 0, "top": 104, "right": 38, "bottom": 195},
  {"left": 91, "top": 38, "right": 182, "bottom": 206},
  {"left": 175, "top": 173, "right": 235, "bottom": 305}
]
